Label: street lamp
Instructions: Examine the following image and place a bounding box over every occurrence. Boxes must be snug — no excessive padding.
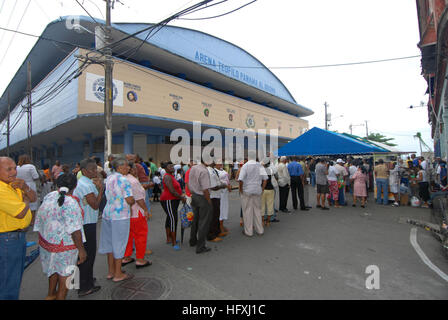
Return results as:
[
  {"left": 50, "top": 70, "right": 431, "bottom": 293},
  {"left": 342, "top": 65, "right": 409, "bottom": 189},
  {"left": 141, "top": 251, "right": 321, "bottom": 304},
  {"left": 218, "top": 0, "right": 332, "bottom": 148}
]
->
[{"left": 328, "top": 114, "right": 343, "bottom": 129}]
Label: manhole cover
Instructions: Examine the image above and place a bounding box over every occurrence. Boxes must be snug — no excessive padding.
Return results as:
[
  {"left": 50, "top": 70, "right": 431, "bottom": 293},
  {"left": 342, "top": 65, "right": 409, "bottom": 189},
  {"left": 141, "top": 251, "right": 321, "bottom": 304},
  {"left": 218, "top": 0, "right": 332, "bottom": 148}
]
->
[{"left": 111, "top": 277, "right": 167, "bottom": 300}]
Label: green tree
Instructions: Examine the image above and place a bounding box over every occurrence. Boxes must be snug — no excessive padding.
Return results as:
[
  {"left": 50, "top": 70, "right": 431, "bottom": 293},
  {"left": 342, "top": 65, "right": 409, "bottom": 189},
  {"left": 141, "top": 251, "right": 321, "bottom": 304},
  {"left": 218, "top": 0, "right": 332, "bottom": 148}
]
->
[{"left": 367, "top": 132, "right": 397, "bottom": 147}]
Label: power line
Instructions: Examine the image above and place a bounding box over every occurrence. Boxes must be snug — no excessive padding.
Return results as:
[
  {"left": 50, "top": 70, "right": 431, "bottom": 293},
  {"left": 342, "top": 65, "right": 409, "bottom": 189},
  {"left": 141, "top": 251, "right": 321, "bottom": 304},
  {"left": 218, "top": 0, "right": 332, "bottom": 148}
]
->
[
  {"left": 74, "top": 0, "right": 107, "bottom": 35},
  {"left": 179, "top": 0, "right": 256, "bottom": 20},
  {"left": 0, "top": 0, "right": 32, "bottom": 68},
  {"left": 0, "top": 0, "right": 7, "bottom": 18},
  {"left": 112, "top": 0, "right": 221, "bottom": 63},
  {"left": 0, "top": 0, "right": 19, "bottom": 49},
  {"left": 196, "top": 55, "right": 423, "bottom": 70},
  {"left": 124, "top": 59, "right": 301, "bottom": 120},
  {"left": 0, "top": 25, "right": 104, "bottom": 54},
  {"left": 105, "top": 0, "right": 214, "bottom": 51},
  {"left": 182, "top": 0, "right": 228, "bottom": 16}
]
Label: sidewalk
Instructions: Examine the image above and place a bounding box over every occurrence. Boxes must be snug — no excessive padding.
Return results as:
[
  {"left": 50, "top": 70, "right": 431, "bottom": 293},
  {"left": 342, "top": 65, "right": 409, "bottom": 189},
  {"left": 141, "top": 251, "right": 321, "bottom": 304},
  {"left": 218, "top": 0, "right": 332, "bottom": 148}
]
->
[{"left": 19, "top": 186, "right": 448, "bottom": 300}]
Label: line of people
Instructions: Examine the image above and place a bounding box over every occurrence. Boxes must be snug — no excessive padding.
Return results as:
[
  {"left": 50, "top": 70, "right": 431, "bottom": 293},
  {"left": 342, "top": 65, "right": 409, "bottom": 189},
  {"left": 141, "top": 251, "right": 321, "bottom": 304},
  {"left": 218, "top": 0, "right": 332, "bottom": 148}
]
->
[{"left": 2, "top": 152, "right": 438, "bottom": 300}]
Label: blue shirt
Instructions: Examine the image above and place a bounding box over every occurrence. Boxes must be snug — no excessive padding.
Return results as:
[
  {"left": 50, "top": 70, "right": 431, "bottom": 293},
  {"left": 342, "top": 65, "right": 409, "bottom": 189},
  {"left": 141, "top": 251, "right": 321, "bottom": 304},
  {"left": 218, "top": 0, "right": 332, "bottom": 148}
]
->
[
  {"left": 73, "top": 176, "right": 99, "bottom": 225},
  {"left": 140, "top": 162, "right": 150, "bottom": 176},
  {"left": 288, "top": 161, "right": 304, "bottom": 177}
]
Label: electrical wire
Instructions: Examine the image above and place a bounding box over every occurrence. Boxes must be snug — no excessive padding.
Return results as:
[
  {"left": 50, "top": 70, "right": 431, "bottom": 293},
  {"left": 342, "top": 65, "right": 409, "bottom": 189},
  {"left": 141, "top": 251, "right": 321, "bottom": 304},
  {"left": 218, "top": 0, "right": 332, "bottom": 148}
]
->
[
  {"left": 84, "top": 0, "right": 105, "bottom": 19},
  {"left": 0, "top": 0, "right": 31, "bottom": 68},
  {"left": 196, "top": 55, "right": 423, "bottom": 69},
  {"left": 111, "top": 0, "right": 222, "bottom": 63},
  {"left": 33, "top": 0, "right": 51, "bottom": 21},
  {"left": 179, "top": 0, "right": 256, "bottom": 20},
  {"left": 31, "top": 59, "right": 90, "bottom": 109},
  {"left": 0, "top": 0, "right": 6, "bottom": 16},
  {"left": 105, "top": 0, "right": 214, "bottom": 51},
  {"left": 74, "top": 0, "right": 107, "bottom": 35},
  {"left": 182, "top": 0, "right": 228, "bottom": 16},
  {"left": 0, "top": 0, "right": 18, "bottom": 48},
  {"left": 0, "top": 25, "right": 104, "bottom": 55},
  {"left": 123, "top": 59, "right": 301, "bottom": 120}
]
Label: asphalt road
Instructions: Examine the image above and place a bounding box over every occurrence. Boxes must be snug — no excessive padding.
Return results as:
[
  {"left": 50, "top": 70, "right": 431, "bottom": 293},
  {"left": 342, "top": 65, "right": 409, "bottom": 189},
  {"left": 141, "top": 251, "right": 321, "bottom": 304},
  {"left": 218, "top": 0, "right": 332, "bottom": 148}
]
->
[{"left": 20, "top": 185, "right": 448, "bottom": 300}]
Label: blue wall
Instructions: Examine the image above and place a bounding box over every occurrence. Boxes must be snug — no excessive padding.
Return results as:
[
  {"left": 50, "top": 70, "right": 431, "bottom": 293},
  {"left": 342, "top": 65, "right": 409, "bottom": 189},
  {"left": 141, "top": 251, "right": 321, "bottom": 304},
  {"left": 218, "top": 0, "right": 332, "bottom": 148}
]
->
[{"left": 0, "top": 50, "right": 79, "bottom": 150}]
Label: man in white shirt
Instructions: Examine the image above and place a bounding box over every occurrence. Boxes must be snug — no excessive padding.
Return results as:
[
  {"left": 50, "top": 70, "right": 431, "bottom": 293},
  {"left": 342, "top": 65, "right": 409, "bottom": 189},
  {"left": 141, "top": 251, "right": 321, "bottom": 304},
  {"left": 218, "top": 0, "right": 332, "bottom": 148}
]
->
[
  {"left": 348, "top": 160, "right": 357, "bottom": 195},
  {"left": 207, "top": 163, "right": 227, "bottom": 242},
  {"left": 335, "top": 159, "right": 348, "bottom": 205},
  {"left": 238, "top": 159, "right": 268, "bottom": 237},
  {"left": 276, "top": 156, "right": 291, "bottom": 213}
]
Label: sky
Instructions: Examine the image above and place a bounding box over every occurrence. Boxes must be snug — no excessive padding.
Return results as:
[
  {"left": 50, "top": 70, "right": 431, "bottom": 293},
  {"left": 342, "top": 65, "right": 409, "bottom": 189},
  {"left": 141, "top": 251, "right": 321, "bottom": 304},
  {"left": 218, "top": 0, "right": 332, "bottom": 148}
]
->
[{"left": 0, "top": 0, "right": 433, "bottom": 155}]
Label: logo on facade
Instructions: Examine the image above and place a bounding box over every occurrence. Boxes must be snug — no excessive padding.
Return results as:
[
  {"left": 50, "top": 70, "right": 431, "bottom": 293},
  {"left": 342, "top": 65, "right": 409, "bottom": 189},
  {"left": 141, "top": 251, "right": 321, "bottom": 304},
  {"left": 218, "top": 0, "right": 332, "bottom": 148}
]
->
[
  {"left": 85, "top": 72, "right": 124, "bottom": 107},
  {"left": 204, "top": 108, "right": 210, "bottom": 117},
  {"left": 127, "top": 91, "right": 138, "bottom": 102},
  {"left": 92, "top": 77, "right": 118, "bottom": 102},
  {"left": 172, "top": 101, "right": 180, "bottom": 111},
  {"left": 229, "top": 114, "right": 233, "bottom": 122},
  {"left": 246, "top": 115, "right": 255, "bottom": 128}
]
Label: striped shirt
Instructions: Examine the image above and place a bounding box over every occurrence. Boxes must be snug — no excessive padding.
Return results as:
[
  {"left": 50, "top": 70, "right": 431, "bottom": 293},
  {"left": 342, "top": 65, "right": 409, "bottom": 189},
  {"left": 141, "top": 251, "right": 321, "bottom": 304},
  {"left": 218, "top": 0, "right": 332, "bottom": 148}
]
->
[{"left": 74, "top": 175, "right": 99, "bottom": 225}]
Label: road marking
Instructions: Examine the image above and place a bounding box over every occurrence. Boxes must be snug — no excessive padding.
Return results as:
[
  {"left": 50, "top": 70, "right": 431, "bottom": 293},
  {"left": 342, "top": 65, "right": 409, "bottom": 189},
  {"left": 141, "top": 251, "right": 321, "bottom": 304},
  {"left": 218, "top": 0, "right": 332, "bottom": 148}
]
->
[{"left": 410, "top": 228, "right": 448, "bottom": 282}]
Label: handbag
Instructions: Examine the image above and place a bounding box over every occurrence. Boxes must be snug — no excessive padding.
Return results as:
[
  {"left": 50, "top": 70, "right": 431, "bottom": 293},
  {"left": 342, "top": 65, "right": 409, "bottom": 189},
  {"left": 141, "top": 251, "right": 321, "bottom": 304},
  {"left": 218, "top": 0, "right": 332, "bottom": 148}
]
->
[{"left": 179, "top": 203, "right": 194, "bottom": 228}]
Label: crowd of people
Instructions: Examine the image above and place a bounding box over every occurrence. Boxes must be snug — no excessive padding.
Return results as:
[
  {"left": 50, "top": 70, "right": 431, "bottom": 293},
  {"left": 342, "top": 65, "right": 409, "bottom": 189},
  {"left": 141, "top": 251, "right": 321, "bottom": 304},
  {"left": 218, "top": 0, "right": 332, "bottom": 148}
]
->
[{"left": 0, "top": 152, "right": 443, "bottom": 300}]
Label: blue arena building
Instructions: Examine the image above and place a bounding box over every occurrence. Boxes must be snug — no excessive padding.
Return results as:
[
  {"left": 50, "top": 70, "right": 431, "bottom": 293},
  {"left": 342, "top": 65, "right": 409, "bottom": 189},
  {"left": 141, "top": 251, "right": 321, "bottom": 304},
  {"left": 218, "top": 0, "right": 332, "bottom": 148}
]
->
[{"left": 0, "top": 16, "right": 313, "bottom": 166}]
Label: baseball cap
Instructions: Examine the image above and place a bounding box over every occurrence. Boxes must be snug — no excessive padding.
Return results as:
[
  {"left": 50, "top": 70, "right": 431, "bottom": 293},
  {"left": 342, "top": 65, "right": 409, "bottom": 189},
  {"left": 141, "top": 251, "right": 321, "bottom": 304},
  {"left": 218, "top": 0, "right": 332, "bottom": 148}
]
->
[{"left": 336, "top": 158, "right": 344, "bottom": 163}]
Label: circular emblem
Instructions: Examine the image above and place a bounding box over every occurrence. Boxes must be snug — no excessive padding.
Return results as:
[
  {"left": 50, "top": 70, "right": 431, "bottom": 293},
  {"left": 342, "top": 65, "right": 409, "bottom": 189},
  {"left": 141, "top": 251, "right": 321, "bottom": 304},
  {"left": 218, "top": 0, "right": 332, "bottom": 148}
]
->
[
  {"left": 172, "top": 101, "right": 180, "bottom": 111},
  {"left": 228, "top": 114, "right": 233, "bottom": 122},
  {"left": 264, "top": 122, "right": 268, "bottom": 128},
  {"left": 204, "top": 108, "right": 210, "bottom": 117},
  {"left": 246, "top": 115, "right": 255, "bottom": 128},
  {"left": 127, "top": 91, "right": 137, "bottom": 102},
  {"left": 92, "top": 78, "right": 118, "bottom": 102}
]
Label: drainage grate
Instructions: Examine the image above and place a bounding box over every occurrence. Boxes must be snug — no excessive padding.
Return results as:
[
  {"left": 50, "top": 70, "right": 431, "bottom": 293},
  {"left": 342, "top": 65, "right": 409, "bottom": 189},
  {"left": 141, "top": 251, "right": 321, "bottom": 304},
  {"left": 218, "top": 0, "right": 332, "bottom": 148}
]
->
[{"left": 111, "top": 277, "right": 167, "bottom": 300}]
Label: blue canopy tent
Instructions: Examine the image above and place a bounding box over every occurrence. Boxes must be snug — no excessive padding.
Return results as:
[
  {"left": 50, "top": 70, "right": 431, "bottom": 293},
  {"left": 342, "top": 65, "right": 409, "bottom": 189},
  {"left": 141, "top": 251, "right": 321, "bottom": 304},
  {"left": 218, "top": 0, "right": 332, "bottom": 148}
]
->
[{"left": 276, "top": 127, "right": 388, "bottom": 156}]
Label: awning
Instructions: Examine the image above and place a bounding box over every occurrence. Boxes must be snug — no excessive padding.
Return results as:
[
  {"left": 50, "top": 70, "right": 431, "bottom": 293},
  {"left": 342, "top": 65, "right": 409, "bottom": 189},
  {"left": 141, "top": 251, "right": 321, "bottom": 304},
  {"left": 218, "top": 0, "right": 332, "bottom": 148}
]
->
[{"left": 276, "top": 127, "right": 388, "bottom": 156}]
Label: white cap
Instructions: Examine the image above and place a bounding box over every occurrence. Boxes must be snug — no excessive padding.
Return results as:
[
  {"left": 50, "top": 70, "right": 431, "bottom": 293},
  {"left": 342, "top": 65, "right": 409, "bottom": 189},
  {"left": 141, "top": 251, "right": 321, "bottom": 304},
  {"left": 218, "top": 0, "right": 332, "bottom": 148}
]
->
[{"left": 336, "top": 158, "right": 344, "bottom": 163}]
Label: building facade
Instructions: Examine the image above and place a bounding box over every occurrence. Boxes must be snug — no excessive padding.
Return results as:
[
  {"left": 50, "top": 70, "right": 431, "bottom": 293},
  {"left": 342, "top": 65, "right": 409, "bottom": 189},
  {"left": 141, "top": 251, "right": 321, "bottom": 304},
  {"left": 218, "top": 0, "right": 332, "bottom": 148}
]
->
[
  {"left": 0, "top": 17, "right": 313, "bottom": 167},
  {"left": 416, "top": 0, "right": 448, "bottom": 158}
]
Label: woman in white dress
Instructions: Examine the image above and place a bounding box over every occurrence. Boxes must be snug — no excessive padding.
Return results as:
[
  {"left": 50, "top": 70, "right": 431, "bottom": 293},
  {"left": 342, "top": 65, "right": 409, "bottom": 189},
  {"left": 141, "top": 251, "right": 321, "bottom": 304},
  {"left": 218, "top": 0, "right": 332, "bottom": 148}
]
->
[
  {"left": 16, "top": 154, "right": 40, "bottom": 223},
  {"left": 216, "top": 163, "right": 231, "bottom": 235}
]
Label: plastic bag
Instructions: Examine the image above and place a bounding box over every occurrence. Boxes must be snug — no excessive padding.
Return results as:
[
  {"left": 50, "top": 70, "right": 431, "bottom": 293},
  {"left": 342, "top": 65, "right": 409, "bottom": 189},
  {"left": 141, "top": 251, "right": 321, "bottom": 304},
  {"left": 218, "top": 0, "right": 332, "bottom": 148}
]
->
[
  {"left": 411, "top": 196, "right": 421, "bottom": 207},
  {"left": 179, "top": 203, "right": 194, "bottom": 228}
]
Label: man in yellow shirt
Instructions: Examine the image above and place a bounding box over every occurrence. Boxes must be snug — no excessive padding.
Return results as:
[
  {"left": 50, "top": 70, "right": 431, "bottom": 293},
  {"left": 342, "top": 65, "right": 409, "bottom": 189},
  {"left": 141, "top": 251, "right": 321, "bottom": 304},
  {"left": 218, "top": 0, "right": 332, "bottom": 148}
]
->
[
  {"left": 0, "top": 157, "right": 37, "bottom": 300},
  {"left": 374, "top": 159, "right": 390, "bottom": 205}
]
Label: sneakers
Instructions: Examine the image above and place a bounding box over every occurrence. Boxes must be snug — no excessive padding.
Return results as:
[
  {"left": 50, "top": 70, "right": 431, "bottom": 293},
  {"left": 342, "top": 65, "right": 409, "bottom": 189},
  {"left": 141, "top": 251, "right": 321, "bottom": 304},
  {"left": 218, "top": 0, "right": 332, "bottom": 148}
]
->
[
  {"left": 392, "top": 202, "right": 399, "bottom": 207},
  {"left": 208, "top": 237, "right": 223, "bottom": 242}
]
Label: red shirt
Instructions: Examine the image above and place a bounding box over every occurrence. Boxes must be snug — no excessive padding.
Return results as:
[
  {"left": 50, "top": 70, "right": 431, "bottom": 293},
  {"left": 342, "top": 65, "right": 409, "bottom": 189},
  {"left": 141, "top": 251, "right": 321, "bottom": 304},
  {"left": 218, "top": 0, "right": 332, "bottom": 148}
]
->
[
  {"left": 136, "top": 163, "right": 149, "bottom": 183},
  {"left": 160, "top": 173, "right": 182, "bottom": 201},
  {"left": 185, "top": 168, "right": 192, "bottom": 197}
]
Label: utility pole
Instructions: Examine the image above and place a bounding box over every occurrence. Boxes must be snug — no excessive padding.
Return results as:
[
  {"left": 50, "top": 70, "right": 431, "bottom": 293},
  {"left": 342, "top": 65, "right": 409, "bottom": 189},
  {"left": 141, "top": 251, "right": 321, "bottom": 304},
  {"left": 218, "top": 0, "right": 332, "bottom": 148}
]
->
[
  {"left": 26, "top": 61, "right": 32, "bottom": 160},
  {"left": 104, "top": 0, "right": 113, "bottom": 161},
  {"left": 365, "top": 120, "right": 369, "bottom": 138},
  {"left": 324, "top": 102, "right": 328, "bottom": 130}
]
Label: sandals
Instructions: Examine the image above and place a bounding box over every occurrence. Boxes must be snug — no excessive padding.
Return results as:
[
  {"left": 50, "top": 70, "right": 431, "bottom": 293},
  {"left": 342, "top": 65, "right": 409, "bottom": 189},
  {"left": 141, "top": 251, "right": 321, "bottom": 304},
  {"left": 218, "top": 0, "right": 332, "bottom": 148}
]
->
[
  {"left": 121, "top": 258, "right": 135, "bottom": 266},
  {"left": 107, "top": 270, "right": 126, "bottom": 280},
  {"left": 136, "top": 261, "right": 152, "bottom": 269}
]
